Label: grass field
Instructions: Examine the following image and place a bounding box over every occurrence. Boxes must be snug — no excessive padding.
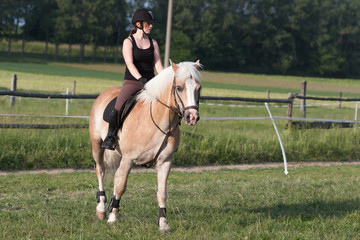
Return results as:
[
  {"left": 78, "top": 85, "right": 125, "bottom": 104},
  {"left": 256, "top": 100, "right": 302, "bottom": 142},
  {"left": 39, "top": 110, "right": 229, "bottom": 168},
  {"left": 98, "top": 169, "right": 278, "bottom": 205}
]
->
[
  {"left": 2, "top": 61, "right": 360, "bottom": 170},
  {"left": 1, "top": 43, "right": 360, "bottom": 239},
  {"left": 0, "top": 165, "right": 359, "bottom": 239}
]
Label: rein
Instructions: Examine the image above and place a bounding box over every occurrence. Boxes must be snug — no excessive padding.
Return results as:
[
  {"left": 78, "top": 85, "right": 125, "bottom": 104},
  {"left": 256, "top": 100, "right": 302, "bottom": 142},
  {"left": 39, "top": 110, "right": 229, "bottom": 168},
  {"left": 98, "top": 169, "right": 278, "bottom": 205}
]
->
[{"left": 143, "top": 77, "right": 197, "bottom": 168}]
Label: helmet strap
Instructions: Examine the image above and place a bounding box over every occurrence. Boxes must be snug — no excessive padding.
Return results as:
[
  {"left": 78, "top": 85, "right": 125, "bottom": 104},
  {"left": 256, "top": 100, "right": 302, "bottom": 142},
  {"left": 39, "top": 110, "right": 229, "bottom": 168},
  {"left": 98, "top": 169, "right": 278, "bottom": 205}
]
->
[
  {"left": 138, "top": 21, "right": 148, "bottom": 36},
  {"left": 135, "top": 21, "right": 147, "bottom": 36}
]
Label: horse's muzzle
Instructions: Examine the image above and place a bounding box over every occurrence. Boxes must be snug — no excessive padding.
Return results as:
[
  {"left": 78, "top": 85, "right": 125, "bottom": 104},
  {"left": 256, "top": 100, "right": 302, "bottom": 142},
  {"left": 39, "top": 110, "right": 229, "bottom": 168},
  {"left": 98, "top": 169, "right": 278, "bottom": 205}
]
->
[{"left": 184, "top": 107, "right": 199, "bottom": 126}]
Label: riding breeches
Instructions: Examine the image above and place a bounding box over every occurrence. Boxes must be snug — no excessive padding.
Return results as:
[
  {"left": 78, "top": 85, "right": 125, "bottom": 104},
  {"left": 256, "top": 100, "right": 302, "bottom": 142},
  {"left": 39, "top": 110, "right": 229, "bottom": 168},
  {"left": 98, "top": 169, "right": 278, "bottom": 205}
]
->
[{"left": 114, "top": 80, "right": 143, "bottom": 113}]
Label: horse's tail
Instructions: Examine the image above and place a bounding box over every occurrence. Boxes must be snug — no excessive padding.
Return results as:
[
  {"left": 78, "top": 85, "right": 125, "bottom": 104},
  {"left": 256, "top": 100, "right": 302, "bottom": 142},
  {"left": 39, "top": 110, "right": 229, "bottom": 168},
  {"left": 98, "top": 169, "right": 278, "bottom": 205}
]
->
[{"left": 103, "top": 150, "right": 121, "bottom": 172}]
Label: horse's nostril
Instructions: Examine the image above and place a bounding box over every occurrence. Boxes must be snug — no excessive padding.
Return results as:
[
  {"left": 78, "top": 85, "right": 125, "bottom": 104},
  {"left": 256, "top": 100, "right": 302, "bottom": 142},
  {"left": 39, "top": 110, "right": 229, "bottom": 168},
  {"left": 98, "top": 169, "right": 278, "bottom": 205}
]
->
[
  {"left": 186, "top": 115, "right": 191, "bottom": 122},
  {"left": 184, "top": 111, "right": 190, "bottom": 122}
]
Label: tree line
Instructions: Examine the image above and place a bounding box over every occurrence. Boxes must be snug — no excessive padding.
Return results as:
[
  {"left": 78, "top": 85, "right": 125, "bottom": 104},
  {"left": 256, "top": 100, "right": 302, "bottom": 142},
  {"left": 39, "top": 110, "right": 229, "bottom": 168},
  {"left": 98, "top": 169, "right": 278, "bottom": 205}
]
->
[{"left": 1, "top": 0, "right": 359, "bottom": 78}]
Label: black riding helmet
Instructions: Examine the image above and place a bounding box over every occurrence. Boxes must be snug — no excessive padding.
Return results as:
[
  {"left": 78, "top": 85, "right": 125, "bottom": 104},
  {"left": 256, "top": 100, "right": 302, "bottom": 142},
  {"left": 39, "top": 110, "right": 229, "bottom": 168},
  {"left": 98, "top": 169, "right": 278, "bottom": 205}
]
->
[{"left": 132, "top": 8, "right": 154, "bottom": 29}]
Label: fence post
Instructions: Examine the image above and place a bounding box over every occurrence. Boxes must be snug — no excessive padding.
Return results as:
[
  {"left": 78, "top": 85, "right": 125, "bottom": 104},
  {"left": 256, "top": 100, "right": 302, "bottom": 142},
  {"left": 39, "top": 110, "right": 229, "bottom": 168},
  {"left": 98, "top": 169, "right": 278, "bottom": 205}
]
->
[
  {"left": 72, "top": 80, "right": 76, "bottom": 95},
  {"left": 287, "top": 93, "right": 294, "bottom": 128},
  {"left": 338, "top": 91, "right": 342, "bottom": 109},
  {"left": 300, "top": 81, "right": 307, "bottom": 118},
  {"left": 71, "top": 80, "right": 76, "bottom": 103},
  {"left": 355, "top": 102, "right": 359, "bottom": 121},
  {"left": 10, "top": 74, "right": 17, "bottom": 107},
  {"left": 65, "top": 88, "right": 69, "bottom": 116},
  {"left": 267, "top": 89, "right": 270, "bottom": 99}
]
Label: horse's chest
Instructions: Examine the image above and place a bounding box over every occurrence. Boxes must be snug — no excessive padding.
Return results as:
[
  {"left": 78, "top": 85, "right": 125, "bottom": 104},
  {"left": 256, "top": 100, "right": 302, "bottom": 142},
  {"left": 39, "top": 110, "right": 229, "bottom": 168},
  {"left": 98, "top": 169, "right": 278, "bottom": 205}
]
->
[{"left": 130, "top": 138, "right": 178, "bottom": 166}]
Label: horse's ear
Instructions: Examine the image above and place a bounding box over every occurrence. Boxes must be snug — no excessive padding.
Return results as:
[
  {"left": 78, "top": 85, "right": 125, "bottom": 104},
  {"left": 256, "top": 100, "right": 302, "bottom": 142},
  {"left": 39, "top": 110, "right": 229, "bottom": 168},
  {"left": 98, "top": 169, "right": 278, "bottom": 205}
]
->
[
  {"left": 195, "top": 59, "right": 201, "bottom": 69},
  {"left": 170, "top": 59, "right": 179, "bottom": 72}
]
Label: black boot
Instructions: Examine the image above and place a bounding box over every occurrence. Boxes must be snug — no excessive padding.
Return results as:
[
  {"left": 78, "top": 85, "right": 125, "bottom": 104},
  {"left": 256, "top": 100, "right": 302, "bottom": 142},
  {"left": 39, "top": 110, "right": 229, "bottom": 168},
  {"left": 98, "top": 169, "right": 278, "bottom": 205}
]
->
[{"left": 102, "top": 109, "right": 119, "bottom": 150}]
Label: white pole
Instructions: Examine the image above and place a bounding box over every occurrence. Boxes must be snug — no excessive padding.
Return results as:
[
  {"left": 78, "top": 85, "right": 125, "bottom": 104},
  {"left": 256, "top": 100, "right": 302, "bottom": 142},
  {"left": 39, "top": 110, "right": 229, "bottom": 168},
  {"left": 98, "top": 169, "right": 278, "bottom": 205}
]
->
[
  {"left": 265, "top": 103, "right": 288, "bottom": 175},
  {"left": 65, "top": 88, "right": 69, "bottom": 116},
  {"left": 355, "top": 102, "right": 359, "bottom": 121}
]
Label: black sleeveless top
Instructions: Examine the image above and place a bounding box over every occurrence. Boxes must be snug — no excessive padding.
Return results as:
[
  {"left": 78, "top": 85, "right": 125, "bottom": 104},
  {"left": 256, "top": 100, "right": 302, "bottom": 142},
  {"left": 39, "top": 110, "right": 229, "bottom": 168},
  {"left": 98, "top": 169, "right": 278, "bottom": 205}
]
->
[{"left": 124, "top": 35, "right": 155, "bottom": 81}]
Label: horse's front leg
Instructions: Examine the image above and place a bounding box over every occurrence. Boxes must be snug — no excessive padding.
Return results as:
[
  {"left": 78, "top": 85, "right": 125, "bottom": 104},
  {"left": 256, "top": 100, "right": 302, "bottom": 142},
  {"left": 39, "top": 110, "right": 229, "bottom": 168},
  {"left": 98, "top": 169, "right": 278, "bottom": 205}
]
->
[
  {"left": 107, "top": 159, "right": 132, "bottom": 224},
  {"left": 156, "top": 160, "right": 172, "bottom": 233}
]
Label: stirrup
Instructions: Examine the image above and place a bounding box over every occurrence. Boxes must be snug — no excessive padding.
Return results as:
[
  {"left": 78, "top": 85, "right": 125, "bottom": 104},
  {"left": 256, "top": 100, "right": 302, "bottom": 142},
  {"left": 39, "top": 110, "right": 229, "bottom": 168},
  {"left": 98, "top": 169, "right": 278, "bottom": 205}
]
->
[{"left": 102, "top": 135, "right": 116, "bottom": 150}]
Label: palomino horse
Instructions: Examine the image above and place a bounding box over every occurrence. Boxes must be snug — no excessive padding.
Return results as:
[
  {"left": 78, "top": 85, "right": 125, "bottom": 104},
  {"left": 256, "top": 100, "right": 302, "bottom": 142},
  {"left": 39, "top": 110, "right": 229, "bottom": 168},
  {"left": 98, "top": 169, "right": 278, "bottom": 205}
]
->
[{"left": 89, "top": 60, "right": 201, "bottom": 233}]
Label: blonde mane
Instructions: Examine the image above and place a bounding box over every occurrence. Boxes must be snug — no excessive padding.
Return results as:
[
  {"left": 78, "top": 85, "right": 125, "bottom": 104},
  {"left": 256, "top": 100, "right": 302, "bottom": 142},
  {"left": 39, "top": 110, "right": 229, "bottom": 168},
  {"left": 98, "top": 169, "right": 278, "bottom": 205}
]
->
[{"left": 137, "top": 61, "right": 201, "bottom": 104}]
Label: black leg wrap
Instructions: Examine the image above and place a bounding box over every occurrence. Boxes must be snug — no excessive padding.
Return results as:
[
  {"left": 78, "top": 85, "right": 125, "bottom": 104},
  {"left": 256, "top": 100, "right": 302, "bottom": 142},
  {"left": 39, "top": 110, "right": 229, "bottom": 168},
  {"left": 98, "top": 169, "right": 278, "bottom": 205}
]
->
[
  {"left": 158, "top": 207, "right": 167, "bottom": 226},
  {"left": 96, "top": 190, "right": 107, "bottom": 203},
  {"left": 108, "top": 195, "right": 120, "bottom": 214}
]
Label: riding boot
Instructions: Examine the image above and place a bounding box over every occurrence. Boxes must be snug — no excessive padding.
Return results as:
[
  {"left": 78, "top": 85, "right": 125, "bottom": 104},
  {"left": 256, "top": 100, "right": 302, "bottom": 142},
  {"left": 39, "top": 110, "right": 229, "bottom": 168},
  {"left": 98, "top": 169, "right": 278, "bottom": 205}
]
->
[{"left": 102, "top": 108, "right": 119, "bottom": 150}]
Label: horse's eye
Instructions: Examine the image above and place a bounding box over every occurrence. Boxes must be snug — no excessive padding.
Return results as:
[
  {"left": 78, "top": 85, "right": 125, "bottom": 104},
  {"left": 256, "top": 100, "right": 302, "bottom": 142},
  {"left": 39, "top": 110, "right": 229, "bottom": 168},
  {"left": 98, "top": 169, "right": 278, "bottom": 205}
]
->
[{"left": 176, "top": 85, "right": 184, "bottom": 92}]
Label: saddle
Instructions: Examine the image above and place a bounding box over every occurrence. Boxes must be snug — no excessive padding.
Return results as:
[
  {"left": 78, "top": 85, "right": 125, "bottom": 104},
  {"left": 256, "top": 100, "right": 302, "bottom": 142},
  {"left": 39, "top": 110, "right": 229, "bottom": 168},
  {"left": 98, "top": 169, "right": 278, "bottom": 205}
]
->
[{"left": 103, "top": 93, "right": 138, "bottom": 129}]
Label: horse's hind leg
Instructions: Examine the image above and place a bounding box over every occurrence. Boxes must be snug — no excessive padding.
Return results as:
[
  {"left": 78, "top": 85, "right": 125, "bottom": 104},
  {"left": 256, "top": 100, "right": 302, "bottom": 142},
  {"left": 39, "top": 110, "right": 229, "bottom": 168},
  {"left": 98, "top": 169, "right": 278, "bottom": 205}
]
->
[
  {"left": 107, "top": 158, "right": 132, "bottom": 224},
  {"left": 156, "top": 161, "right": 172, "bottom": 233},
  {"left": 92, "top": 140, "right": 107, "bottom": 220}
]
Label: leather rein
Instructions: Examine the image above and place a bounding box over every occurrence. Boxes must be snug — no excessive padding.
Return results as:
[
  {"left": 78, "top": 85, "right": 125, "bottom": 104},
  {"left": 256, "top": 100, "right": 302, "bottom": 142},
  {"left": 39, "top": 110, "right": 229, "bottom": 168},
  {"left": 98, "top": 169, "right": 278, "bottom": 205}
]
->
[{"left": 143, "top": 77, "right": 198, "bottom": 168}]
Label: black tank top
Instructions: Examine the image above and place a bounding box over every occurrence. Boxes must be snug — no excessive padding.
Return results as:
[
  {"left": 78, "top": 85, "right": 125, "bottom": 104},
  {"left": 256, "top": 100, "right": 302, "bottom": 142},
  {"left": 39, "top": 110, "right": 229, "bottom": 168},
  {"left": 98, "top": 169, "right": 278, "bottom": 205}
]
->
[{"left": 124, "top": 35, "right": 155, "bottom": 81}]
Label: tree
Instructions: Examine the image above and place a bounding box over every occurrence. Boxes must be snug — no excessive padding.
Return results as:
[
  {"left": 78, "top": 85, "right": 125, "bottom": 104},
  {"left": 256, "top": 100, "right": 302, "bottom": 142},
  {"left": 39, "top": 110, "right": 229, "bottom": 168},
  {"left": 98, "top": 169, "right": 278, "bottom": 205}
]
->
[
  {"left": 55, "top": 0, "right": 82, "bottom": 61},
  {"left": 2, "top": 0, "right": 17, "bottom": 56}
]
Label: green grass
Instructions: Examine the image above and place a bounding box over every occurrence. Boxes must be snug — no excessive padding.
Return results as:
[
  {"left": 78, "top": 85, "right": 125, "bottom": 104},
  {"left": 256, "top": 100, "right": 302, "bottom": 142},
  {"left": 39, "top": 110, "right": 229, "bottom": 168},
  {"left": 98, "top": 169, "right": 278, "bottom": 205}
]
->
[
  {"left": 2, "top": 61, "right": 360, "bottom": 97},
  {"left": 1, "top": 117, "right": 360, "bottom": 170},
  {"left": 0, "top": 62, "right": 122, "bottom": 80},
  {"left": 0, "top": 166, "right": 359, "bottom": 239},
  {"left": 1, "top": 61, "right": 360, "bottom": 170},
  {"left": 1, "top": 46, "right": 360, "bottom": 239}
]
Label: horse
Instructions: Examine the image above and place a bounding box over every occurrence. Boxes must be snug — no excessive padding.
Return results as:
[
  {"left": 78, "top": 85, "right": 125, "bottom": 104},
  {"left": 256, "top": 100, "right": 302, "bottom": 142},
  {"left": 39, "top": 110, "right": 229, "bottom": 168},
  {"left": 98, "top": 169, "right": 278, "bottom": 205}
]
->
[{"left": 89, "top": 60, "right": 202, "bottom": 233}]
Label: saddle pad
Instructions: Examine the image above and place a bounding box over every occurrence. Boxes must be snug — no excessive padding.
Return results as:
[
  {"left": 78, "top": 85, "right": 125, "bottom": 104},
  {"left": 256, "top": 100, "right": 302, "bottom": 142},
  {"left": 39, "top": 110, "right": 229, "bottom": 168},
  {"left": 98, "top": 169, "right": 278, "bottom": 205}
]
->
[{"left": 103, "top": 94, "right": 138, "bottom": 129}]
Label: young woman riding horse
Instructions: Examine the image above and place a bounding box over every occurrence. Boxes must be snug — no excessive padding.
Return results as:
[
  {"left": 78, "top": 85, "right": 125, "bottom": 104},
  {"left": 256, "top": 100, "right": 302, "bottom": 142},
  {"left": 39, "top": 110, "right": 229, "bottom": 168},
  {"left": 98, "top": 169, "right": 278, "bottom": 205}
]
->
[
  {"left": 102, "top": 8, "right": 164, "bottom": 150},
  {"left": 89, "top": 60, "right": 201, "bottom": 233}
]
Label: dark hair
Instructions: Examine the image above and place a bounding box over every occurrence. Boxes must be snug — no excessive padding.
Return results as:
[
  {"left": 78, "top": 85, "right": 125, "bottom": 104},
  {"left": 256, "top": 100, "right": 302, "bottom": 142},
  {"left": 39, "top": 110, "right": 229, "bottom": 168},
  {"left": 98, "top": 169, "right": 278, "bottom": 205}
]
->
[{"left": 129, "top": 27, "right": 137, "bottom": 36}]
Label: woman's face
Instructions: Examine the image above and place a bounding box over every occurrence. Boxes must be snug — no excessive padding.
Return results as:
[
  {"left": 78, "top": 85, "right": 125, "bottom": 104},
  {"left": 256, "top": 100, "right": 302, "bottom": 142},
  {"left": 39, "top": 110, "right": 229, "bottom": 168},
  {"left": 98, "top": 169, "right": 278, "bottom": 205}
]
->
[{"left": 138, "top": 21, "right": 153, "bottom": 34}]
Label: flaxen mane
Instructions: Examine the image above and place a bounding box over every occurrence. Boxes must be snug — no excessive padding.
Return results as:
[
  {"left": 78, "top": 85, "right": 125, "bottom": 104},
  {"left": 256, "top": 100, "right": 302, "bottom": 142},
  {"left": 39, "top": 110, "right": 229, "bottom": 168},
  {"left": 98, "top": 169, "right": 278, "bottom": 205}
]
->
[{"left": 137, "top": 61, "right": 201, "bottom": 104}]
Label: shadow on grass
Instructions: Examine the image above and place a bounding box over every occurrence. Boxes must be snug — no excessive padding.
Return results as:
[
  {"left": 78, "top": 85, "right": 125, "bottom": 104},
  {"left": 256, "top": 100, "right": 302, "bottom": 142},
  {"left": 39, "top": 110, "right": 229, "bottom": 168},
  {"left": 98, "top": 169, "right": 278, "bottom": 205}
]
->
[{"left": 250, "top": 198, "right": 360, "bottom": 220}]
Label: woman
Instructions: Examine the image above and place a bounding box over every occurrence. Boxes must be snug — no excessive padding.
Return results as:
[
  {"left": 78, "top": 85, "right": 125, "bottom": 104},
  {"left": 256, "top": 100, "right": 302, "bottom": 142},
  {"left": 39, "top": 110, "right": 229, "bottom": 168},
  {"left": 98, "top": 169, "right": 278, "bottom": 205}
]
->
[{"left": 102, "top": 8, "right": 164, "bottom": 150}]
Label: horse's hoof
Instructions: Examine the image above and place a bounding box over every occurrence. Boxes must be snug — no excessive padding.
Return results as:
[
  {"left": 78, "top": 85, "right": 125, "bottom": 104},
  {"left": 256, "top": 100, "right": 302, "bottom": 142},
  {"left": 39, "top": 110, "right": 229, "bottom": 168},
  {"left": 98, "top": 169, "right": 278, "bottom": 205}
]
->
[
  {"left": 96, "top": 211, "right": 106, "bottom": 220},
  {"left": 159, "top": 226, "right": 170, "bottom": 234},
  {"left": 159, "top": 218, "right": 170, "bottom": 234},
  {"left": 107, "top": 213, "right": 117, "bottom": 224}
]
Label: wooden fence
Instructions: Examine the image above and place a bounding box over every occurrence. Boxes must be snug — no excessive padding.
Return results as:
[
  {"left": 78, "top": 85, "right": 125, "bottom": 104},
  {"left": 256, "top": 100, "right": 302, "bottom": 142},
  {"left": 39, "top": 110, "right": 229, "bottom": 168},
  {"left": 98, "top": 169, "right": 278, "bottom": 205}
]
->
[{"left": 2, "top": 79, "right": 360, "bottom": 129}]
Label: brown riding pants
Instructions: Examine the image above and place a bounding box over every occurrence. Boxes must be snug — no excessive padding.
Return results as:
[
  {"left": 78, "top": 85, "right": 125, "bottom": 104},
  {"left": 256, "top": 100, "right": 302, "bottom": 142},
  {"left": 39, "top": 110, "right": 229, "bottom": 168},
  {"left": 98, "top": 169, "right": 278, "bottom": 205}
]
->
[{"left": 114, "top": 80, "right": 142, "bottom": 113}]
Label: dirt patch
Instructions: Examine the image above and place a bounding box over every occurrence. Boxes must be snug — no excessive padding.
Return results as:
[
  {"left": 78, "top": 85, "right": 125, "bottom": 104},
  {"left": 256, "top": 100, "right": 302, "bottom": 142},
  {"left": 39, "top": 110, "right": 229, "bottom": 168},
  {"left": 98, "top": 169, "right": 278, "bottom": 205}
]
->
[{"left": 1, "top": 161, "right": 359, "bottom": 176}]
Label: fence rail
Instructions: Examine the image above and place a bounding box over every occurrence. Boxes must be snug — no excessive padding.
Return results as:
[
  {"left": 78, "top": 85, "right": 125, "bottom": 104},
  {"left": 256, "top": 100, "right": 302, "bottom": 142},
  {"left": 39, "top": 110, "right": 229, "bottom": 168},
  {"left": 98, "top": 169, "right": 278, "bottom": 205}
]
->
[
  {"left": 0, "top": 123, "right": 88, "bottom": 129},
  {"left": 0, "top": 90, "right": 98, "bottom": 99},
  {"left": 2, "top": 89, "right": 360, "bottom": 129},
  {"left": 0, "top": 90, "right": 292, "bottom": 103},
  {"left": 200, "top": 96, "right": 292, "bottom": 103},
  {"left": 295, "top": 95, "right": 360, "bottom": 102}
]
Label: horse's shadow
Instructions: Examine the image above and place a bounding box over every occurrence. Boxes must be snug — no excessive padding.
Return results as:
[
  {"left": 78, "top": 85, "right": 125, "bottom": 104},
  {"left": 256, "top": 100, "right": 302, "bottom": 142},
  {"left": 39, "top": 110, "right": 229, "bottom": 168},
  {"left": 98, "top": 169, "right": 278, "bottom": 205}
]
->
[{"left": 250, "top": 198, "right": 360, "bottom": 220}]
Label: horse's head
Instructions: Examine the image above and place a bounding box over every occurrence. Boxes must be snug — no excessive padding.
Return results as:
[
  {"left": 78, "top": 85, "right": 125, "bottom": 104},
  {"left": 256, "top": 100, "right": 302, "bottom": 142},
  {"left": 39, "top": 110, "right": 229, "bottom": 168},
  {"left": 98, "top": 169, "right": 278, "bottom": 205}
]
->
[{"left": 170, "top": 60, "right": 202, "bottom": 126}]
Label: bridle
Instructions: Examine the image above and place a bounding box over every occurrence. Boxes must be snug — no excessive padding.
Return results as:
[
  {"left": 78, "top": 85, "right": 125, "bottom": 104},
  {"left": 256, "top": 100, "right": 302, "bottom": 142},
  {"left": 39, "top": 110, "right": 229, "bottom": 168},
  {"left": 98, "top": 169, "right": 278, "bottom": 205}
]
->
[
  {"left": 161, "top": 77, "right": 199, "bottom": 116},
  {"left": 144, "top": 76, "right": 199, "bottom": 168}
]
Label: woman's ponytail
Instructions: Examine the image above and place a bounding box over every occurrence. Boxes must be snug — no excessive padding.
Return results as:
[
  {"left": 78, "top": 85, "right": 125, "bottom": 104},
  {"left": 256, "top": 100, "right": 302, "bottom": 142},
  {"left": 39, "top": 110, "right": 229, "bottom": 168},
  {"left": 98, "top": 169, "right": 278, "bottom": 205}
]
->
[{"left": 129, "top": 27, "right": 137, "bottom": 36}]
